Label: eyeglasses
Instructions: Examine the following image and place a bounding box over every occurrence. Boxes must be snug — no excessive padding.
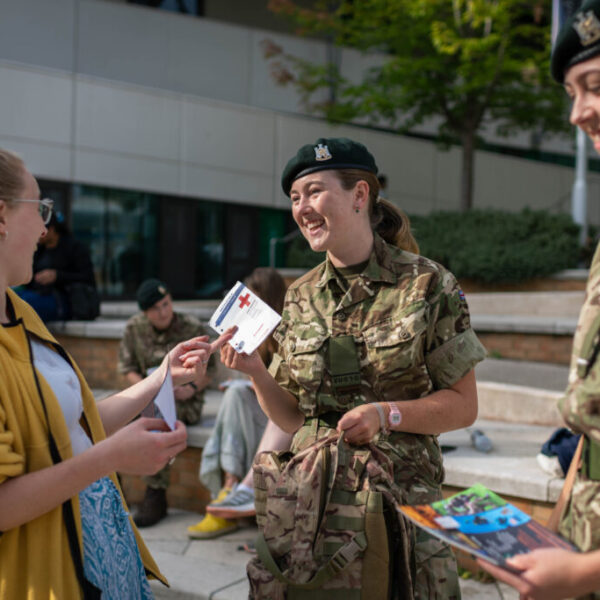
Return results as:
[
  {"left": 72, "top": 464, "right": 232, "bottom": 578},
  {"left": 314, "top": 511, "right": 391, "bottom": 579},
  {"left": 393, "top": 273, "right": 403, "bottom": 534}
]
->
[{"left": 13, "top": 198, "right": 54, "bottom": 225}]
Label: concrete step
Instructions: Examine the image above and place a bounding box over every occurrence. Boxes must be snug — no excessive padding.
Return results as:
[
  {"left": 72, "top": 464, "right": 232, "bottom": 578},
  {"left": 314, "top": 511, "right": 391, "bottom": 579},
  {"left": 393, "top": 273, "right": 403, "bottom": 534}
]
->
[
  {"left": 475, "top": 358, "right": 568, "bottom": 427},
  {"left": 466, "top": 290, "right": 584, "bottom": 318}
]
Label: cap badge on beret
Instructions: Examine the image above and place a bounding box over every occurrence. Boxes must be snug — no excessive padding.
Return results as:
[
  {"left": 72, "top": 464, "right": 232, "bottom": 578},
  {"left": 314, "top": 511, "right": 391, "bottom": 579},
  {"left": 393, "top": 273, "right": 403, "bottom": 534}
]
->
[
  {"left": 573, "top": 10, "right": 600, "bottom": 46},
  {"left": 314, "top": 143, "right": 332, "bottom": 162},
  {"left": 158, "top": 285, "right": 167, "bottom": 295}
]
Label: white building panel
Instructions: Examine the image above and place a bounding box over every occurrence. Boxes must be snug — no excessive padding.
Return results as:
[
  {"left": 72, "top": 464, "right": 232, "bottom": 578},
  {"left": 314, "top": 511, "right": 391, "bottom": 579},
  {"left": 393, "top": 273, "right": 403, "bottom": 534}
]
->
[{"left": 75, "top": 79, "right": 181, "bottom": 161}]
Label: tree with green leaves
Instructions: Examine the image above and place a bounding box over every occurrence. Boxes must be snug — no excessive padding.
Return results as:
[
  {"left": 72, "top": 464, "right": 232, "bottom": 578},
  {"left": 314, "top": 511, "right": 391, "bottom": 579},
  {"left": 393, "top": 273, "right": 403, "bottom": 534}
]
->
[{"left": 264, "top": 0, "right": 569, "bottom": 210}]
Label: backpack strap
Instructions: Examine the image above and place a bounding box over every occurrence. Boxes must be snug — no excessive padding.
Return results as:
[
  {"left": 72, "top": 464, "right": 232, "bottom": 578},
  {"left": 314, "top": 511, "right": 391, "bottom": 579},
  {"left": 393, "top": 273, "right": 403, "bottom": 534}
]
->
[{"left": 255, "top": 530, "right": 367, "bottom": 590}]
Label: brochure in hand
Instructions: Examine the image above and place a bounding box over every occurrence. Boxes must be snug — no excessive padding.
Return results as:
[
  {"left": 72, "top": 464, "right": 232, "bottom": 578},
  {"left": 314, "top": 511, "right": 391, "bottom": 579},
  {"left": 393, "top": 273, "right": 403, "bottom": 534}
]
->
[
  {"left": 150, "top": 362, "right": 176, "bottom": 430},
  {"left": 209, "top": 281, "right": 281, "bottom": 355},
  {"left": 399, "top": 483, "right": 577, "bottom": 568}
]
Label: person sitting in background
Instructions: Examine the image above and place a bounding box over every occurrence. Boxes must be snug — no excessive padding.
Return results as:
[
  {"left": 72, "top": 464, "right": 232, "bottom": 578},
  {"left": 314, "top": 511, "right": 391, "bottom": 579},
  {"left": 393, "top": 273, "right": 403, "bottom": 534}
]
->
[
  {"left": 188, "top": 267, "right": 293, "bottom": 540},
  {"left": 16, "top": 211, "right": 98, "bottom": 322},
  {"left": 118, "top": 278, "right": 214, "bottom": 527}
]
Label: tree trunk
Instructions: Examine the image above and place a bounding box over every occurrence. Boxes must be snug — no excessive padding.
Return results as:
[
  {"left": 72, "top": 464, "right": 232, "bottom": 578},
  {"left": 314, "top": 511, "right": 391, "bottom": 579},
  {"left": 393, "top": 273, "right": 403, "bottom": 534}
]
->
[{"left": 460, "top": 131, "right": 475, "bottom": 211}]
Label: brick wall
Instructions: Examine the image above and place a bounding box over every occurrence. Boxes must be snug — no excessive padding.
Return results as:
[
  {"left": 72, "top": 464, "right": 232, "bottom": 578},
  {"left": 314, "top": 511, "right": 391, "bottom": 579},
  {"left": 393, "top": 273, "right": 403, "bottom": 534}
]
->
[
  {"left": 54, "top": 334, "right": 125, "bottom": 389},
  {"left": 478, "top": 332, "right": 573, "bottom": 365},
  {"left": 120, "top": 447, "right": 211, "bottom": 514}
]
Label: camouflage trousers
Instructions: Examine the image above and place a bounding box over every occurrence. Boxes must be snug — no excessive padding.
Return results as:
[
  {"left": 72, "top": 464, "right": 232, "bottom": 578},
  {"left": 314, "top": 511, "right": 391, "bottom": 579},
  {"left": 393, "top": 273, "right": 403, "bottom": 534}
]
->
[{"left": 144, "top": 396, "right": 204, "bottom": 490}]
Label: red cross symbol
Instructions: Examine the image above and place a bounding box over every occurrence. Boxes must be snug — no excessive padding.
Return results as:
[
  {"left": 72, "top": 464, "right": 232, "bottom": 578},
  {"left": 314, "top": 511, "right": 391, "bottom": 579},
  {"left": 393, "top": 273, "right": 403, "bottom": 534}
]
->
[{"left": 238, "top": 293, "right": 251, "bottom": 309}]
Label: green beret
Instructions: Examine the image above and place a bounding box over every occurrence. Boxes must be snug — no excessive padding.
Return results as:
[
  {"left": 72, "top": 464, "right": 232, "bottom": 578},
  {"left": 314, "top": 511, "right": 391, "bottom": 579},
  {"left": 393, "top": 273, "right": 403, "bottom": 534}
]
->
[
  {"left": 137, "top": 278, "right": 169, "bottom": 311},
  {"left": 281, "top": 137, "right": 378, "bottom": 196},
  {"left": 552, "top": 0, "right": 600, "bottom": 83}
]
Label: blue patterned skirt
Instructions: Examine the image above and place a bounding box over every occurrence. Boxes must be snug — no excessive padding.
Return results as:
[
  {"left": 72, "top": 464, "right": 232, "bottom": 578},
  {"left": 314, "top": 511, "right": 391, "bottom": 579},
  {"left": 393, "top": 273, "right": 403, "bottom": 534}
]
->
[{"left": 79, "top": 477, "right": 154, "bottom": 599}]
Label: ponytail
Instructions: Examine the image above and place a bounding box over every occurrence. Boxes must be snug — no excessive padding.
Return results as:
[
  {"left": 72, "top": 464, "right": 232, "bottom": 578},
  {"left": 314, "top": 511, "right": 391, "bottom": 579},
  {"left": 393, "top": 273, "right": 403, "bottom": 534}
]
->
[
  {"left": 371, "top": 198, "right": 419, "bottom": 254},
  {"left": 335, "top": 169, "right": 419, "bottom": 254}
]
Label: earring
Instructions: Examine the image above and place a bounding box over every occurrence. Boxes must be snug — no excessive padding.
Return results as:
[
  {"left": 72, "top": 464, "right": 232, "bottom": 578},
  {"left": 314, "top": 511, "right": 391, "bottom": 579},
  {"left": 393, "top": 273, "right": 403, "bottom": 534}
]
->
[{"left": 355, "top": 208, "right": 360, "bottom": 213}]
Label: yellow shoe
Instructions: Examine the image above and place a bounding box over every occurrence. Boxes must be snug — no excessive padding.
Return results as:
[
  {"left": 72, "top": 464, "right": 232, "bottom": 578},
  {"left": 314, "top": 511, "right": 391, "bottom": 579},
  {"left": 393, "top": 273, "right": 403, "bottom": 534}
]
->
[
  {"left": 213, "top": 486, "right": 231, "bottom": 504},
  {"left": 187, "top": 513, "right": 238, "bottom": 539}
]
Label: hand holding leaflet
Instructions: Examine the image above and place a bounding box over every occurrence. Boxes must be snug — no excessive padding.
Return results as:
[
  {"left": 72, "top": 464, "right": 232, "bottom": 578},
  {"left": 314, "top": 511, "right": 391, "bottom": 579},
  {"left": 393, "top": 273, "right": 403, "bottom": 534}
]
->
[
  {"left": 152, "top": 362, "right": 176, "bottom": 430},
  {"left": 209, "top": 281, "right": 281, "bottom": 355}
]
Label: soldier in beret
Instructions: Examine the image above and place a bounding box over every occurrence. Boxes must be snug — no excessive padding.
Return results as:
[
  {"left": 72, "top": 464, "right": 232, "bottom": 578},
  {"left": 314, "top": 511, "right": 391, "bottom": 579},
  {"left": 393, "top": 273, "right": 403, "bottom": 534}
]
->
[
  {"left": 118, "top": 278, "right": 214, "bottom": 527},
  {"left": 478, "top": 2, "right": 600, "bottom": 598},
  {"left": 221, "top": 137, "right": 486, "bottom": 598}
]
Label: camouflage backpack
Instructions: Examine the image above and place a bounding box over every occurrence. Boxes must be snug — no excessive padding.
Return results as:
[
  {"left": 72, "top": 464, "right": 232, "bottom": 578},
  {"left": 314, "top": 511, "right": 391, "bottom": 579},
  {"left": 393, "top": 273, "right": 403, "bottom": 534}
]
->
[{"left": 248, "top": 432, "right": 414, "bottom": 600}]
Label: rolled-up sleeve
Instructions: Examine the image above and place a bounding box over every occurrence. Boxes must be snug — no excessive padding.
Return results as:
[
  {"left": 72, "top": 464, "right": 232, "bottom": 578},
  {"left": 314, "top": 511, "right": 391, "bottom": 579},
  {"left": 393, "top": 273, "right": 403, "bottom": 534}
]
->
[{"left": 425, "top": 270, "right": 486, "bottom": 389}]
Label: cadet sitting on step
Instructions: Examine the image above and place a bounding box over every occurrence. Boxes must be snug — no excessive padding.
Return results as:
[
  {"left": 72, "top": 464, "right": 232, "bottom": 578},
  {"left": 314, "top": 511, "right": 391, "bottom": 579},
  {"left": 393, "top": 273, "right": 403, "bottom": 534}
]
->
[{"left": 118, "top": 278, "right": 214, "bottom": 527}]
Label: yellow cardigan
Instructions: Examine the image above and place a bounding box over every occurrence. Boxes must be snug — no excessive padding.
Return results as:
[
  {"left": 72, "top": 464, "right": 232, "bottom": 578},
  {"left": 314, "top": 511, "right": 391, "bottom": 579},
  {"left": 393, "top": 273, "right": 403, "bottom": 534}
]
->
[{"left": 0, "top": 289, "right": 166, "bottom": 599}]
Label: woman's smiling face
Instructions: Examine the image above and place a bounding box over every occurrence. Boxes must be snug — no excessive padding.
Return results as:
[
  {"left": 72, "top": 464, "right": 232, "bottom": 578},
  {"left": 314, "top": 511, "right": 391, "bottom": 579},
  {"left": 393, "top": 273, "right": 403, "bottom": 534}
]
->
[
  {"left": 565, "top": 55, "right": 600, "bottom": 154},
  {"left": 289, "top": 170, "right": 363, "bottom": 259}
]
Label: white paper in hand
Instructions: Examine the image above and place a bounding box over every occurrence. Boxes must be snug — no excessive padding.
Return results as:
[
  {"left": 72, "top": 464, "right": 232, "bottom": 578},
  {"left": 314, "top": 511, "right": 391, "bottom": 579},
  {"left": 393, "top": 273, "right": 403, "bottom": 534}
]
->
[
  {"left": 152, "top": 362, "right": 176, "bottom": 430},
  {"left": 209, "top": 281, "right": 281, "bottom": 355}
]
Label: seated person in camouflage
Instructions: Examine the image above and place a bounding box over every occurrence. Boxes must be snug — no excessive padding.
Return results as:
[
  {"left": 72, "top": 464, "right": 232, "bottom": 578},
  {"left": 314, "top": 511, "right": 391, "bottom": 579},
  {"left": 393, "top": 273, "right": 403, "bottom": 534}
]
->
[
  {"left": 221, "top": 138, "right": 486, "bottom": 599},
  {"left": 118, "top": 278, "right": 213, "bottom": 527}
]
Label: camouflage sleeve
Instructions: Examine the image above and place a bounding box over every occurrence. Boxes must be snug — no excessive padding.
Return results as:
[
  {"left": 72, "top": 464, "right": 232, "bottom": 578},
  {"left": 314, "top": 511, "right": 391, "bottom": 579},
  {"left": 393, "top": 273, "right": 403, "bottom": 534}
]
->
[
  {"left": 117, "top": 320, "right": 142, "bottom": 376},
  {"left": 560, "top": 362, "right": 600, "bottom": 444},
  {"left": 267, "top": 320, "right": 300, "bottom": 399},
  {"left": 424, "top": 269, "right": 486, "bottom": 389}
]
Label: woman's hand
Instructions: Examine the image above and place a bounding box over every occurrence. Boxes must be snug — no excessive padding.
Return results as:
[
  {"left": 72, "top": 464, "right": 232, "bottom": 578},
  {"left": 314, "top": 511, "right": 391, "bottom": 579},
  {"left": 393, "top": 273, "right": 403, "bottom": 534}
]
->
[
  {"left": 220, "top": 344, "right": 266, "bottom": 379},
  {"left": 167, "top": 328, "right": 235, "bottom": 386},
  {"left": 104, "top": 418, "right": 188, "bottom": 475},
  {"left": 477, "top": 548, "right": 600, "bottom": 600},
  {"left": 337, "top": 403, "right": 381, "bottom": 445}
]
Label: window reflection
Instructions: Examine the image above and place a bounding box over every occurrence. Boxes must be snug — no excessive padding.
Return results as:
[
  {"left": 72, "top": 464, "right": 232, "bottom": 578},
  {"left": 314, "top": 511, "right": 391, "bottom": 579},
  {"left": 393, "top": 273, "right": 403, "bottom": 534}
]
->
[{"left": 71, "top": 186, "right": 159, "bottom": 297}]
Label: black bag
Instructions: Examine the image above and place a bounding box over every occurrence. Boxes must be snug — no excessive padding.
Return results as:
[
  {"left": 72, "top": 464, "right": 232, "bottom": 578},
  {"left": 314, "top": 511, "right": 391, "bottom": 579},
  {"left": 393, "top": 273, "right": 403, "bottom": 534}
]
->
[{"left": 65, "top": 283, "right": 100, "bottom": 320}]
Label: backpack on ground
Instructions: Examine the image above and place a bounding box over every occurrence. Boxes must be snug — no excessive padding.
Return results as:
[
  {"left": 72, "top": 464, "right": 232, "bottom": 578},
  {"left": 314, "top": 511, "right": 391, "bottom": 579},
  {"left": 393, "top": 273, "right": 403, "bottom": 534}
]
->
[{"left": 248, "top": 432, "right": 415, "bottom": 600}]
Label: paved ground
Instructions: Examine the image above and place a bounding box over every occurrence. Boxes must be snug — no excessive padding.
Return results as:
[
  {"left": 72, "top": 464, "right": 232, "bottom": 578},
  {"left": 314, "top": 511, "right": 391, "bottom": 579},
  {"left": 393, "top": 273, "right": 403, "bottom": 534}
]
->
[{"left": 142, "top": 510, "right": 520, "bottom": 600}]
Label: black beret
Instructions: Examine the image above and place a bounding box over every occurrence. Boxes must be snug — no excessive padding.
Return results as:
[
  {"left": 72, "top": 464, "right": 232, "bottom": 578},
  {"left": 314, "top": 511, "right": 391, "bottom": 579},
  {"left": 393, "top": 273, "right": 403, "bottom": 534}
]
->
[
  {"left": 281, "top": 137, "right": 378, "bottom": 196},
  {"left": 552, "top": 0, "right": 600, "bottom": 83},
  {"left": 137, "top": 278, "right": 170, "bottom": 311}
]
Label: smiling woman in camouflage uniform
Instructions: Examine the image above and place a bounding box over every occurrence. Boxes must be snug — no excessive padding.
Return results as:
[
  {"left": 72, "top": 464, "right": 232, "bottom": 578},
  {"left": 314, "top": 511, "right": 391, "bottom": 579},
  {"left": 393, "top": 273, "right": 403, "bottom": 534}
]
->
[
  {"left": 221, "top": 137, "right": 486, "bottom": 598},
  {"left": 478, "top": 2, "right": 600, "bottom": 599}
]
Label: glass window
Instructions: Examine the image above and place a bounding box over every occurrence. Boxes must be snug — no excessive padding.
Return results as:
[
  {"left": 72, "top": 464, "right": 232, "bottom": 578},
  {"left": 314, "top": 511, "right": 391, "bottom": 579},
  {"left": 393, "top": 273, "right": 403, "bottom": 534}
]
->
[
  {"left": 195, "top": 200, "right": 224, "bottom": 297},
  {"left": 127, "top": 0, "right": 204, "bottom": 16},
  {"left": 71, "top": 185, "right": 159, "bottom": 297}
]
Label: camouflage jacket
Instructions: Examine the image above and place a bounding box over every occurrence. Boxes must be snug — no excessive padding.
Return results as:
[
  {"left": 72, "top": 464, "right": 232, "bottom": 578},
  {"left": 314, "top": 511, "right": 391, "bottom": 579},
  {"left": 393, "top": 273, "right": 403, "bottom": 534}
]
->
[
  {"left": 118, "top": 311, "right": 212, "bottom": 406},
  {"left": 559, "top": 242, "right": 600, "bottom": 562},
  {"left": 269, "top": 234, "right": 486, "bottom": 506}
]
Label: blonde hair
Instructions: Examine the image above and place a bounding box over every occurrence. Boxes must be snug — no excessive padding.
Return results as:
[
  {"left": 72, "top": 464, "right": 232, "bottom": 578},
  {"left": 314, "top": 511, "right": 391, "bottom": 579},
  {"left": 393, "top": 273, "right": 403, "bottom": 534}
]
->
[
  {"left": 0, "top": 149, "right": 25, "bottom": 205},
  {"left": 334, "top": 169, "right": 419, "bottom": 254}
]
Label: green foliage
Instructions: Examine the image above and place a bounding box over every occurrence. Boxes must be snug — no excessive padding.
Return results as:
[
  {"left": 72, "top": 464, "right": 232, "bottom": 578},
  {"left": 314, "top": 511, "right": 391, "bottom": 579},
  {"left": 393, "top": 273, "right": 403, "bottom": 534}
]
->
[
  {"left": 265, "top": 0, "right": 570, "bottom": 209},
  {"left": 410, "top": 209, "right": 581, "bottom": 283}
]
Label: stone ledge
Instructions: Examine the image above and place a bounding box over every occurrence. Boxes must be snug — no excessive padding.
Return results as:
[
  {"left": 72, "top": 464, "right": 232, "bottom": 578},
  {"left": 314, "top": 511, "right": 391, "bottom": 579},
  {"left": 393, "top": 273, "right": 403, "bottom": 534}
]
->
[
  {"left": 439, "top": 419, "right": 563, "bottom": 503},
  {"left": 477, "top": 381, "right": 563, "bottom": 427},
  {"left": 471, "top": 314, "right": 578, "bottom": 335},
  {"left": 51, "top": 314, "right": 579, "bottom": 341}
]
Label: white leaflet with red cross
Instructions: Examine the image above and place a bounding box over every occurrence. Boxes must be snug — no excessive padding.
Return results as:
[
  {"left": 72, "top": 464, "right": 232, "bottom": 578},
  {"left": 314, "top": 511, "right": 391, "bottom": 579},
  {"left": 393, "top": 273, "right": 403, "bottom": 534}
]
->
[{"left": 209, "top": 281, "right": 281, "bottom": 355}]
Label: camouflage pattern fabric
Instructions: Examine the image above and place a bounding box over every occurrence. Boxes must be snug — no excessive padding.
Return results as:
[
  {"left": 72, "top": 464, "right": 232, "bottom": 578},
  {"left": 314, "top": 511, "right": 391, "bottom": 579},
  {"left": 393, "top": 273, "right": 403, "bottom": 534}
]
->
[
  {"left": 250, "top": 431, "right": 415, "bottom": 600},
  {"left": 267, "top": 234, "right": 485, "bottom": 599},
  {"left": 558, "top": 243, "right": 600, "bottom": 599},
  {"left": 118, "top": 311, "right": 213, "bottom": 490}
]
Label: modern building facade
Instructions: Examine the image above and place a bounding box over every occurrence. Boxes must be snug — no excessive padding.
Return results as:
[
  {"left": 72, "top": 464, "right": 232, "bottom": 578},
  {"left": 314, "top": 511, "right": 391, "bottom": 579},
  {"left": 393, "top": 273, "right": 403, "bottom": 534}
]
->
[{"left": 0, "top": 0, "right": 594, "bottom": 298}]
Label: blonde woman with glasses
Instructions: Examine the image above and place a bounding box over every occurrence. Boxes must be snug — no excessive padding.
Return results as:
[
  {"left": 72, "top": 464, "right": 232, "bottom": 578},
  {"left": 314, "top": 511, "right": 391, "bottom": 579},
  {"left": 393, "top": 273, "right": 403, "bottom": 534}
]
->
[{"left": 0, "top": 148, "right": 233, "bottom": 599}]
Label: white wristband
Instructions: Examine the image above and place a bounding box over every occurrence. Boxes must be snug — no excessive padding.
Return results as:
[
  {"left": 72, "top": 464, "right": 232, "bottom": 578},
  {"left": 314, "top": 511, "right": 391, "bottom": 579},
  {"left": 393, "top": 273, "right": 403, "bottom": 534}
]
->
[{"left": 374, "top": 403, "right": 387, "bottom": 433}]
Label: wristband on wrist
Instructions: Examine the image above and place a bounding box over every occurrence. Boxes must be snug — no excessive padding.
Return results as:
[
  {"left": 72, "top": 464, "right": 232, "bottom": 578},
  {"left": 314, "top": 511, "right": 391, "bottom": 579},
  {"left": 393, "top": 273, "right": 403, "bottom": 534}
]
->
[{"left": 374, "top": 403, "right": 387, "bottom": 433}]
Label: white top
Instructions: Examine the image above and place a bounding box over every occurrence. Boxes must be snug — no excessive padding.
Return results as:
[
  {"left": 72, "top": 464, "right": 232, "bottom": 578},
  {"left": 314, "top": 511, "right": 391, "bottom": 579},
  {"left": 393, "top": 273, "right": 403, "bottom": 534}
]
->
[{"left": 30, "top": 338, "right": 93, "bottom": 456}]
